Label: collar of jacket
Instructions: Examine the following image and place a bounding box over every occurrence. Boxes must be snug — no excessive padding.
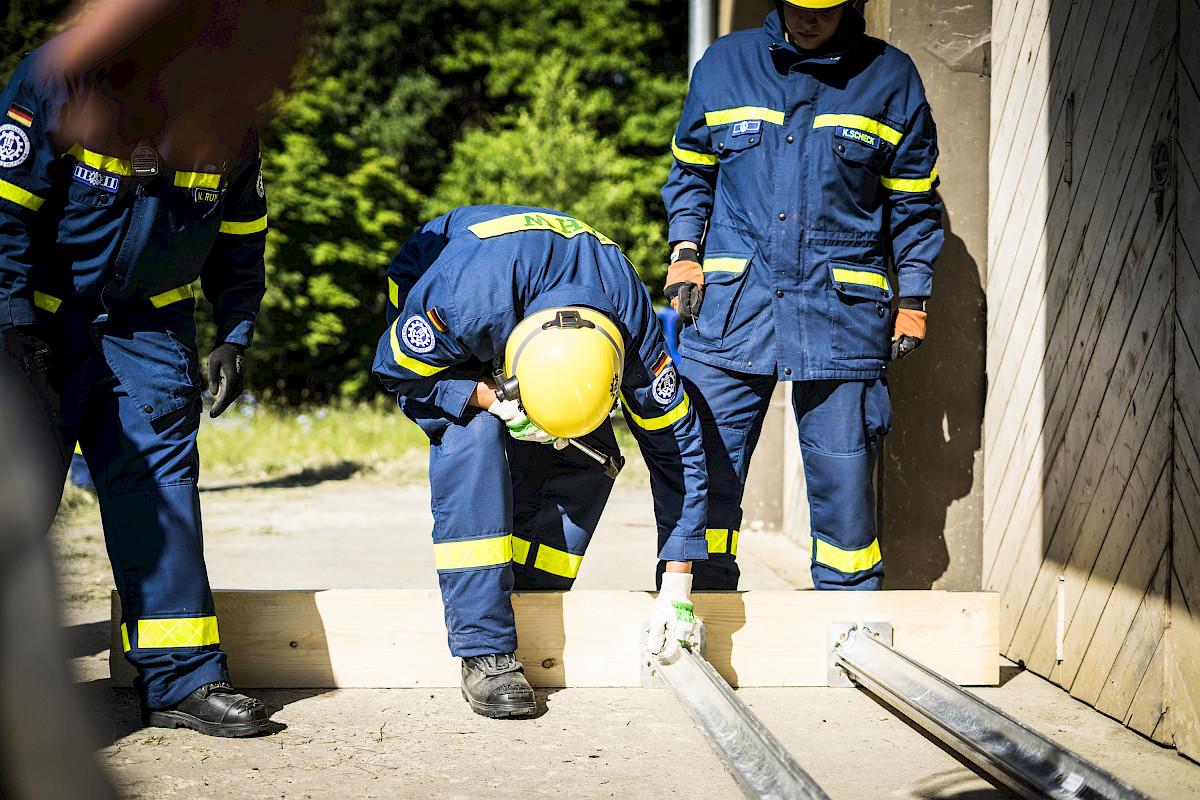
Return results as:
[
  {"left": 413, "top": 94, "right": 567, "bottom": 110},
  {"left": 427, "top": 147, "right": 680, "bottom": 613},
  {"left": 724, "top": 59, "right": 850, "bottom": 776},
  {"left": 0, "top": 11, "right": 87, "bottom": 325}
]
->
[
  {"left": 526, "top": 285, "right": 620, "bottom": 323},
  {"left": 764, "top": 6, "right": 867, "bottom": 72}
]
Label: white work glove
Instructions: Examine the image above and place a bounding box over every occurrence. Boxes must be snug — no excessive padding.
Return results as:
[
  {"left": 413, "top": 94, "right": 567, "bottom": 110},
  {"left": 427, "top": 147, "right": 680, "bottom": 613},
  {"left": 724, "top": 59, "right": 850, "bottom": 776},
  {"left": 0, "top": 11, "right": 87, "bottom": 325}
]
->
[
  {"left": 487, "top": 398, "right": 557, "bottom": 444},
  {"left": 646, "top": 571, "right": 700, "bottom": 661}
]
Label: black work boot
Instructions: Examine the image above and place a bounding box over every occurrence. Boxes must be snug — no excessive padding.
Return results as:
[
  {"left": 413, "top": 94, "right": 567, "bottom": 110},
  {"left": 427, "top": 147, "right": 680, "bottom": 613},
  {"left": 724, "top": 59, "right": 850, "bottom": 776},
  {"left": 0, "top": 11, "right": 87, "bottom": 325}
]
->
[
  {"left": 460, "top": 653, "right": 536, "bottom": 718},
  {"left": 143, "top": 681, "right": 271, "bottom": 737}
]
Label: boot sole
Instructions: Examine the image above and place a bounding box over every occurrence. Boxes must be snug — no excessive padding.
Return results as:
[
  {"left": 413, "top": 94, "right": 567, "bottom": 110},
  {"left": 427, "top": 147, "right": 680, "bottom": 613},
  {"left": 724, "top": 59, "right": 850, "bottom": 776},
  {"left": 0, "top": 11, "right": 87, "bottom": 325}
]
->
[
  {"left": 145, "top": 709, "right": 271, "bottom": 738},
  {"left": 460, "top": 688, "right": 537, "bottom": 719}
]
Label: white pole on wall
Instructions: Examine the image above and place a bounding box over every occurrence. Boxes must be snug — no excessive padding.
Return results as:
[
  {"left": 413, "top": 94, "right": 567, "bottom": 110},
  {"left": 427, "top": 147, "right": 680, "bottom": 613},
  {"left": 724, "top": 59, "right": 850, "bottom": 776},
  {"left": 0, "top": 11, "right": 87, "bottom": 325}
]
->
[{"left": 689, "top": 0, "right": 716, "bottom": 77}]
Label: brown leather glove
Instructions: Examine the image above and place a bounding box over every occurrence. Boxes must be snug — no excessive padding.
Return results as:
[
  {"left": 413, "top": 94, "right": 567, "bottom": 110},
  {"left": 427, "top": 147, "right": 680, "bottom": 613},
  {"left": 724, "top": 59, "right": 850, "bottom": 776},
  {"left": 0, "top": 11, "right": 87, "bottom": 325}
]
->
[
  {"left": 664, "top": 247, "right": 704, "bottom": 323},
  {"left": 890, "top": 301, "right": 927, "bottom": 361}
]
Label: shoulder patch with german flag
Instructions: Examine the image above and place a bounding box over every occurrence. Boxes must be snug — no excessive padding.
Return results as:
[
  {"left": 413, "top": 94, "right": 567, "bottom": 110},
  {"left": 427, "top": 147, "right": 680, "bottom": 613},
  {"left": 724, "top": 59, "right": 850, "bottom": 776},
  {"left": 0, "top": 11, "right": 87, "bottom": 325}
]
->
[
  {"left": 650, "top": 352, "right": 678, "bottom": 406},
  {"left": 6, "top": 104, "right": 32, "bottom": 127}
]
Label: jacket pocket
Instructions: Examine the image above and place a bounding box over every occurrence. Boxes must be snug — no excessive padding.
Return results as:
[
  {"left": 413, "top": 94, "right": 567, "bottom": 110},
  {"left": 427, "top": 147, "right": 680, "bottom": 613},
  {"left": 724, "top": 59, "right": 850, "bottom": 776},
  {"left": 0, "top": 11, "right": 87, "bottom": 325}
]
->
[
  {"left": 716, "top": 127, "right": 763, "bottom": 157},
  {"left": 100, "top": 304, "right": 200, "bottom": 422},
  {"left": 832, "top": 135, "right": 888, "bottom": 172},
  {"left": 828, "top": 260, "right": 891, "bottom": 360},
  {"left": 693, "top": 251, "right": 753, "bottom": 346}
]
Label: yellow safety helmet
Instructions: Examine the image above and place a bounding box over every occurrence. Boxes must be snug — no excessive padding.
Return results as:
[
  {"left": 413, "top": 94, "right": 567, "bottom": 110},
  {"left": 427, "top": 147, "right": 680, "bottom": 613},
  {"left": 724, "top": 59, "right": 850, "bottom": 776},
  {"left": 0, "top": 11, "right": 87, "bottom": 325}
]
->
[
  {"left": 503, "top": 307, "right": 625, "bottom": 439},
  {"left": 781, "top": 0, "right": 850, "bottom": 8}
]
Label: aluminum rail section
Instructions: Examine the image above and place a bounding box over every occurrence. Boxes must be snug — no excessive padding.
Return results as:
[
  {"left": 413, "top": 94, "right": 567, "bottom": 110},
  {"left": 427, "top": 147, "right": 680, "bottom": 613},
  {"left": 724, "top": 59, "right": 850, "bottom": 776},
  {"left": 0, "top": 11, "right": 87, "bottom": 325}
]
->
[
  {"left": 648, "top": 646, "right": 832, "bottom": 800},
  {"left": 832, "top": 625, "right": 1154, "bottom": 800}
]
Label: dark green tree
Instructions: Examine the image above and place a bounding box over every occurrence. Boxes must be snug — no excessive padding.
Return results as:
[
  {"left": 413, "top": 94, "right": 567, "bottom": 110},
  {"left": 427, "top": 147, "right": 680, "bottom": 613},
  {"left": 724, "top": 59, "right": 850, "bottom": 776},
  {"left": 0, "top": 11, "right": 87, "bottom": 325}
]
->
[
  {"left": 431, "top": 0, "right": 688, "bottom": 285},
  {"left": 1, "top": 1, "right": 73, "bottom": 80}
]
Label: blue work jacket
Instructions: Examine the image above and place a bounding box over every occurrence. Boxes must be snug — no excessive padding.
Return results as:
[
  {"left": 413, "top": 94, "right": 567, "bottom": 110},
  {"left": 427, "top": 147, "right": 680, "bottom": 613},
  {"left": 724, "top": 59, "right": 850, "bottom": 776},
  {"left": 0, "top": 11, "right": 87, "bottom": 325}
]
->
[
  {"left": 662, "top": 10, "right": 944, "bottom": 380},
  {"left": 372, "top": 204, "right": 709, "bottom": 563},
  {"left": 0, "top": 41, "right": 267, "bottom": 419}
]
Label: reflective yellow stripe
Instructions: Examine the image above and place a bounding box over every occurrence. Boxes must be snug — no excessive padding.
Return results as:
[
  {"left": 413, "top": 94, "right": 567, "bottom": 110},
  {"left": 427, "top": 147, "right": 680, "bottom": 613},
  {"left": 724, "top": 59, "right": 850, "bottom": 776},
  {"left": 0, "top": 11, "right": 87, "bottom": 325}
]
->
[
  {"left": 149, "top": 284, "right": 195, "bottom": 308},
  {"left": 705, "top": 528, "right": 739, "bottom": 556},
  {"left": 671, "top": 136, "right": 718, "bottom": 166},
  {"left": 704, "top": 106, "right": 785, "bottom": 126},
  {"left": 512, "top": 535, "right": 532, "bottom": 566},
  {"left": 129, "top": 616, "right": 220, "bottom": 650},
  {"left": 66, "top": 144, "right": 131, "bottom": 175},
  {"left": 35, "top": 286, "right": 191, "bottom": 312},
  {"left": 622, "top": 390, "right": 691, "bottom": 432},
  {"left": 468, "top": 212, "right": 618, "bottom": 246},
  {"left": 533, "top": 543, "right": 584, "bottom": 579},
  {"left": 0, "top": 179, "right": 45, "bottom": 211},
  {"left": 812, "top": 536, "right": 882, "bottom": 574},
  {"left": 121, "top": 623, "right": 130, "bottom": 652},
  {"left": 434, "top": 535, "right": 513, "bottom": 570},
  {"left": 881, "top": 166, "right": 939, "bottom": 193},
  {"left": 33, "top": 291, "right": 61, "bottom": 312},
  {"left": 174, "top": 171, "right": 221, "bottom": 189},
  {"left": 219, "top": 214, "right": 268, "bottom": 235},
  {"left": 831, "top": 268, "right": 889, "bottom": 291},
  {"left": 702, "top": 257, "right": 748, "bottom": 274},
  {"left": 388, "top": 318, "right": 448, "bottom": 377},
  {"left": 388, "top": 277, "right": 400, "bottom": 308},
  {"left": 812, "top": 114, "right": 903, "bottom": 145}
]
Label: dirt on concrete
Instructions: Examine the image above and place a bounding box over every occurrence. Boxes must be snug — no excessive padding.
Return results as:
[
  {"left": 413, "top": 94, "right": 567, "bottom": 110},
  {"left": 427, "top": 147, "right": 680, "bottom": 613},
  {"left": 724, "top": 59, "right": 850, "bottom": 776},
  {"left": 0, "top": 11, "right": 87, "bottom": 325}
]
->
[{"left": 50, "top": 472, "right": 1200, "bottom": 800}]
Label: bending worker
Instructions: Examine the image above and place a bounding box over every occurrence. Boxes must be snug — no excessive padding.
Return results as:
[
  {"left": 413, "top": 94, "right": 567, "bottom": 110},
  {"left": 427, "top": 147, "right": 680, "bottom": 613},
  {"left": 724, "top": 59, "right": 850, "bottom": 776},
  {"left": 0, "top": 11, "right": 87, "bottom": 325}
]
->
[
  {"left": 661, "top": 0, "right": 943, "bottom": 590},
  {"left": 372, "top": 204, "right": 708, "bottom": 718},
  {"left": 0, "top": 9, "right": 294, "bottom": 735}
]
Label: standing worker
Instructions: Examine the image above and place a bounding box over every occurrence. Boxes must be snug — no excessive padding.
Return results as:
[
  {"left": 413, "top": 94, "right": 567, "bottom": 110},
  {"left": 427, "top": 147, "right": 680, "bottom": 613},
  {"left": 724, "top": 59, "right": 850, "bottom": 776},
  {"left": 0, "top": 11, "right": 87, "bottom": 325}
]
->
[
  {"left": 372, "top": 204, "right": 708, "bottom": 718},
  {"left": 0, "top": 1, "right": 313, "bottom": 736},
  {"left": 661, "top": 0, "right": 943, "bottom": 590}
]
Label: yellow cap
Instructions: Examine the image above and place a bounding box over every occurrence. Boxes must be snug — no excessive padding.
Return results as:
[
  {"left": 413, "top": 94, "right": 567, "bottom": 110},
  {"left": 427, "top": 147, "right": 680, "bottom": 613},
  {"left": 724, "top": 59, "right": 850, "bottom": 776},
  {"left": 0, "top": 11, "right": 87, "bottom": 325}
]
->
[{"left": 504, "top": 307, "right": 624, "bottom": 438}]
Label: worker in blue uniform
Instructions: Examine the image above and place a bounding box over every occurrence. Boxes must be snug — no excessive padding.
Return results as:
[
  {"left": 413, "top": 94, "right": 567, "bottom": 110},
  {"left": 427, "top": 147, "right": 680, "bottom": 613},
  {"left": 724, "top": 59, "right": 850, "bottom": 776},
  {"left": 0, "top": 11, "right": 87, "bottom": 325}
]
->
[
  {"left": 0, "top": 28, "right": 274, "bottom": 736},
  {"left": 661, "top": 0, "right": 944, "bottom": 591},
  {"left": 373, "top": 204, "right": 708, "bottom": 718}
]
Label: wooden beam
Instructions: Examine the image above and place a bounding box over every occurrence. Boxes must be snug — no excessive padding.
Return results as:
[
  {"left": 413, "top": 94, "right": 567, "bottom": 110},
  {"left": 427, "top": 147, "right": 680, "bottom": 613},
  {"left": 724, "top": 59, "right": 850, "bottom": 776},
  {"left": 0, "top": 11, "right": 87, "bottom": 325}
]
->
[{"left": 110, "top": 590, "right": 999, "bottom": 689}]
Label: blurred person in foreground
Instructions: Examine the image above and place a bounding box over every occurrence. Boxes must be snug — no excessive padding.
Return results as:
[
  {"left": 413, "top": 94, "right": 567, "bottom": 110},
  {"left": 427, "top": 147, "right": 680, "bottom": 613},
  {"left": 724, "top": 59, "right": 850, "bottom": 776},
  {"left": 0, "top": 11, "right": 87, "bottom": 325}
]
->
[
  {"left": 372, "top": 205, "right": 708, "bottom": 718},
  {"left": 0, "top": 359, "right": 117, "bottom": 800},
  {"left": 0, "top": 0, "right": 316, "bottom": 737}
]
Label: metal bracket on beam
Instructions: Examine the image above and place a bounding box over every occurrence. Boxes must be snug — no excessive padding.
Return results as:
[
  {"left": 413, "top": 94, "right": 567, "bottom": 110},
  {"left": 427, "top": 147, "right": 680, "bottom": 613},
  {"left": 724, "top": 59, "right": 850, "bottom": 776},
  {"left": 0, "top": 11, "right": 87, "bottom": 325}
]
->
[
  {"left": 827, "top": 621, "right": 891, "bottom": 687},
  {"left": 644, "top": 636, "right": 832, "bottom": 800},
  {"left": 832, "top": 625, "right": 1153, "bottom": 800}
]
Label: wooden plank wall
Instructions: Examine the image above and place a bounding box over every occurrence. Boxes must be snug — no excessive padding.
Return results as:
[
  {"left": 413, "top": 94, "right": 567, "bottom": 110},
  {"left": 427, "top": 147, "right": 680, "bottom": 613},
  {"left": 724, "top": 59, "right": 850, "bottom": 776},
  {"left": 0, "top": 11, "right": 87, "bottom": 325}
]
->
[
  {"left": 986, "top": 0, "right": 1178, "bottom": 748},
  {"left": 1172, "top": 0, "right": 1200, "bottom": 762}
]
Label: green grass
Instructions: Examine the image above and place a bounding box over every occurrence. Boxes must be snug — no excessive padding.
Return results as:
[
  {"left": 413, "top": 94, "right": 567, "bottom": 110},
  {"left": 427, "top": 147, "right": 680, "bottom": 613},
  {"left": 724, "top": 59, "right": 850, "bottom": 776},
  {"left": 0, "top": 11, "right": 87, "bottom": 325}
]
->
[
  {"left": 62, "top": 396, "right": 649, "bottom": 493},
  {"left": 199, "top": 396, "right": 650, "bottom": 487},
  {"left": 199, "top": 395, "right": 429, "bottom": 483}
]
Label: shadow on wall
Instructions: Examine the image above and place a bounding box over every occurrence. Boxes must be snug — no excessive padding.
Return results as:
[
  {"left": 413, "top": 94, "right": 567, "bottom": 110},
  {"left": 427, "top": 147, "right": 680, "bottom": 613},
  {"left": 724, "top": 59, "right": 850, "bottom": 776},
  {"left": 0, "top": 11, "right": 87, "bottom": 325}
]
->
[{"left": 881, "top": 208, "right": 986, "bottom": 589}]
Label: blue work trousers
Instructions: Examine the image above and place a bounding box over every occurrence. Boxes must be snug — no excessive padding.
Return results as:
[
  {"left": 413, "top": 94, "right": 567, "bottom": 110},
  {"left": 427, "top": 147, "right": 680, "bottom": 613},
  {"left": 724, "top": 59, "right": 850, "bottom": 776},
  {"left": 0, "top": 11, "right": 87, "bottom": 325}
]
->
[
  {"left": 403, "top": 399, "right": 617, "bottom": 657},
  {"left": 678, "top": 356, "right": 891, "bottom": 590},
  {"left": 7, "top": 313, "right": 227, "bottom": 710}
]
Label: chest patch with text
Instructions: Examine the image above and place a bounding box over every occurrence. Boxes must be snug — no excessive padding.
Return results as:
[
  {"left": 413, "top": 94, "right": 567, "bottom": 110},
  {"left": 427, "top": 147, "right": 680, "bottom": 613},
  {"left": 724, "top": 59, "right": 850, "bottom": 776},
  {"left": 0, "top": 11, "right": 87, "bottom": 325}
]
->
[
  {"left": 731, "top": 119, "right": 761, "bottom": 137},
  {"left": 72, "top": 163, "right": 121, "bottom": 192},
  {"left": 834, "top": 126, "right": 881, "bottom": 149}
]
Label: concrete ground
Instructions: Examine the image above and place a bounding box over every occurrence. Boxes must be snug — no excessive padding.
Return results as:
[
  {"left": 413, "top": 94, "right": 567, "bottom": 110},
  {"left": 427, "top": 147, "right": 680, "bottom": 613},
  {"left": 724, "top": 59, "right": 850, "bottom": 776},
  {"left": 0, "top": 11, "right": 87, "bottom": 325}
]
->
[{"left": 54, "top": 476, "right": 1200, "bottom": 800}]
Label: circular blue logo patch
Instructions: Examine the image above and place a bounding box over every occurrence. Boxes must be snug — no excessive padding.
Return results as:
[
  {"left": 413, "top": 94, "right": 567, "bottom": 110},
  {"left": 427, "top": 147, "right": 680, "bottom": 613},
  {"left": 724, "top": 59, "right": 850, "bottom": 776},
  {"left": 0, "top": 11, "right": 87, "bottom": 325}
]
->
[
  {"left": 651, "top": 366, "right": 679, "bottom": 406},
  {"left": 0, "top": 124, "right": 31, "bottom": 168},
  {"left": 401, "top": 315, "right": 437, "bottom": 354}
]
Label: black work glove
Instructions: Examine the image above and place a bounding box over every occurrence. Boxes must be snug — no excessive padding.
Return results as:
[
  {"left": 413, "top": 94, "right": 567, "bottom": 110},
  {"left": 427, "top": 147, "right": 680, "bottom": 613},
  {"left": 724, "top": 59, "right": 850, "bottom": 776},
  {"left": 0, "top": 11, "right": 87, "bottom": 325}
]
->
[
  {"left": 2, "top": 326, "right": 53, "bottom": 376},
  {"left": 664, "top": 248, "right": 705, "bottom": 324},
  {"left": 206, "top": 342, "right": 246, "bottom": 418},
  {"left": 665, "top": 280, "right": 704, "bottom": 323},
  {"left": 890, "top": 298, "right": 928, "bottom": 361}
]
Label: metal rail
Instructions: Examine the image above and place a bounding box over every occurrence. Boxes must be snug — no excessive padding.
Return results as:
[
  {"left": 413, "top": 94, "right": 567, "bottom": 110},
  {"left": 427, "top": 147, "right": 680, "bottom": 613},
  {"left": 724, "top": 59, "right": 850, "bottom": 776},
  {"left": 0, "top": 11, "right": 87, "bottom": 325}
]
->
[
  {"left": 648, "top": 645, "right": 831, "bottom": 800},
  {"left": 833, "top": 625, "right": 1154, "bottom": 800}
]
